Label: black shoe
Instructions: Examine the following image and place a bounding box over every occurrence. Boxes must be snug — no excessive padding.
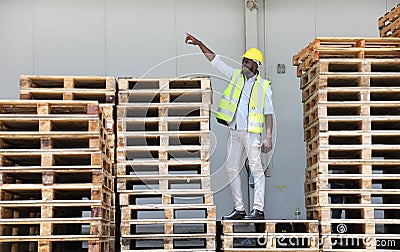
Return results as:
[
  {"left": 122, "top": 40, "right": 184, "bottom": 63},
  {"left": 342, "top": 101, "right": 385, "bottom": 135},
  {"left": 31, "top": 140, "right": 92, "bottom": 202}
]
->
[
  {"left": 222, "top": 209, "right": 246, "bottom": 220},
  {"left": 244, "top": 209, "right": 264, "bottom": 220}
]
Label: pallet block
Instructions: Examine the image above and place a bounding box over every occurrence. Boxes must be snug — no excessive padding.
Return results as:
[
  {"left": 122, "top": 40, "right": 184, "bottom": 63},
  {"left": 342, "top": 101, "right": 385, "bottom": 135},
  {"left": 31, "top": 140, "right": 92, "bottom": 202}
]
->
[{"left": 220, "top": 220, "right": 319, "bottom": 251}]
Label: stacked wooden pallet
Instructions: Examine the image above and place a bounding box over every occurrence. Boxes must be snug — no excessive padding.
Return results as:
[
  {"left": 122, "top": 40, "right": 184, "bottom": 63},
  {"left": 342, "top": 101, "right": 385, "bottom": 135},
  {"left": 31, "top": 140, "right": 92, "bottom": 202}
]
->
[
  {"left": 13, "top": 75, "right": 116, "bottom": 251},
  {"left": 0, "top": 100, "right": 113, "bottom": 252},
  {"left": 379, "top": 3, "right": 400, "bottom": 38},
  {"left": 293, "top": 37, "right": 400, "bottom": 251},
  {"left": 19, "top": 75, "right": 116, "bottom": 162},
  {"left": 116, "top": 77, "right": 216, "bottom": 251},
  {"left": 220, "top": 220, "right": 319, "bottom": 251}
]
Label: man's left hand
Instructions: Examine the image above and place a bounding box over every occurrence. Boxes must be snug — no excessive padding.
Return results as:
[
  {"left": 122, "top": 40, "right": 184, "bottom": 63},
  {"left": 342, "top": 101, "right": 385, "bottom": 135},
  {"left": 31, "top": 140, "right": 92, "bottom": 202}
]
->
[{"left": 260, "top": 137, "right": 272, "bottom": 153}]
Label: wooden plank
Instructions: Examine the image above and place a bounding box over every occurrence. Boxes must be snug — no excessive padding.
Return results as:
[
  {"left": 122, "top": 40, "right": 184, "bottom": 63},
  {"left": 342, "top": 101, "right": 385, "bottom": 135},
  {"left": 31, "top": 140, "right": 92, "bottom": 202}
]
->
[
  {"left": 117, "top": 76, "right": 211, "bottom": 91},
  {"left": 118, "top": 89, "right": 212, "bottom": 104}
]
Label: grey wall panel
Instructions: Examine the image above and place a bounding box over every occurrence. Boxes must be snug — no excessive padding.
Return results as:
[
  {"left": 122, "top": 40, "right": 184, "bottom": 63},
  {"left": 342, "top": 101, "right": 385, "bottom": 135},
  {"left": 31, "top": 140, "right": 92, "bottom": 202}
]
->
[
  {"left": 0, "top": 0, "right": 34, "bottom": 99},
  {"left": 316, "top": 0, "right": 388, "bottom": 37},
  {"left": 33, "top": 0, "right": 106, "bottom": 75},
  {"left": 176, "top": 0, "right": 247, "bottom": 219},
  {"left": 106, "top": 0, "right": 177, "bottom": 77},
  {"left": 265, "top": 0, "right": 315, "bottom": 220},
  {"left": 387, "top": 0, "right": 399, "bottom": 10}
]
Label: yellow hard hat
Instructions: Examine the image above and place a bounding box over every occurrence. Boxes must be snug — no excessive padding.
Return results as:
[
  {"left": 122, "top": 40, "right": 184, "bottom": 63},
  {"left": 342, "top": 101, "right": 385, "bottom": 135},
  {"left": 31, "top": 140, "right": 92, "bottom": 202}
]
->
[{"left": 242, "top": 48, "right": 263, "bottom": 65}]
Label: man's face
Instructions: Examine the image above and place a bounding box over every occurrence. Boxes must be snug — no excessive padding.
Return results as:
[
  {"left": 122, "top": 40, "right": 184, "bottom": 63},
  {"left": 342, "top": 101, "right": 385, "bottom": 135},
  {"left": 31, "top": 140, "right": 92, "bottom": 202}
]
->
[{"left": 242, "top": 58, "right": 257, "bottom": 75}]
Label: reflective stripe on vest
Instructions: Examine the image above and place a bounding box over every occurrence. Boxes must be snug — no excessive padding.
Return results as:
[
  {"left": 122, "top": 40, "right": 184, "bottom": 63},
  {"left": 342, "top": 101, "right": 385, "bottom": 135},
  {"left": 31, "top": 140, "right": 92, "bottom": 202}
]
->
[{"left": 216, "top": 69, "right": 270, "bottom": 134}]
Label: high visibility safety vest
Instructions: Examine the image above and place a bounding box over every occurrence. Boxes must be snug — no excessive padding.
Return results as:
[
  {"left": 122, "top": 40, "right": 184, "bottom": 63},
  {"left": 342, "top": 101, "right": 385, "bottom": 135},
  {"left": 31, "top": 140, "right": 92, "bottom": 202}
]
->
[{"left": 216, "top": 69, "right": 270, "bottom": 134}]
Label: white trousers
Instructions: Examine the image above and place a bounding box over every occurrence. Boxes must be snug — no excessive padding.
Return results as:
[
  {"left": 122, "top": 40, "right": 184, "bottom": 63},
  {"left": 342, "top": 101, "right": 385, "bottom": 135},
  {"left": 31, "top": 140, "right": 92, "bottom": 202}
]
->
[{"left": 226, "top": 129, "right": 265, "bottom": 212}]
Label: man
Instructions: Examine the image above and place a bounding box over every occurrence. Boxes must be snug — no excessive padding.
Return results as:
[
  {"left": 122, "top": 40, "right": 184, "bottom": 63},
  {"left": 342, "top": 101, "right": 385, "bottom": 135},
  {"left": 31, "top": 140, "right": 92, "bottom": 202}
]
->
[{"left": 185, "top": 33, "right": 274, "bottom": 220}]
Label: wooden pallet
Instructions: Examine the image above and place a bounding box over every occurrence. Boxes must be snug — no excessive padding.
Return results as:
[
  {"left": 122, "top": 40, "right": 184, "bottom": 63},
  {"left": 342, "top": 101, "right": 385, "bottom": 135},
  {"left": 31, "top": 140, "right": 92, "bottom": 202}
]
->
[
  {"left": 118, "top": 131, "right": 210, "bottom": 149},
  {"left": 292, "top": 37, "right": 400, "bottom": 77},
  {"left": 117, "top": 174, "right": 211, "bottom": 192},
  {"left": 0, "top": 184, "right": 112, "bottom": 204},
  {"left": 118, "top": 115, "right": 210, "bottom": 133},
  {"left": 120, "top": 234, "right": 215, "bottom": 251},
  {"left": 305, "top": 115, "right": 400, "bottom": 140},
  {"left": 305, "top": 161, "right": 400, "bottom": 179},
  {"left": 0, "top": 100, "right": 100, "bottom": 115},
  {"left": 306, "top": 188, "right": 400, "bottom": 210},
  {"left": 303, "top": 86, "right": 400, "bottom": 117},
  {"left": 117, "top": 146, "right": 210, "bottom": 163},
  {"left": 120, "top": 204, "right": 215, "bottom": 220},
  {"left": 117, "top": 160, "right": 210, "bottom": 177},
  {"left": 220, "top": 220, "right": 319, "bottom": 251},
  {"left": 117, "top": 103, "right": 210, "bottom": 120},
  {"left": 318, "top": 143, "right": 400, "bottom": 162},
  {"left": 306, "top": 131, "right": 400, "bottom": 154},
  {"left": 314, "top": 101, "right": 400, "bottom": 118},
  {"left": 118, "top": 76, "right": 211, "bottom": 91},
  {"left": 0, "top": 168, "right": 113, "bottom": 191},
  {"left": 304, "top": 158, "right": 394, "bottom": 181},
  {"left": 0, "top": 134, "right": 105, "bottom": 153},
  {"left": 303, "top": 103, "right": 400, "bottom": 136},
  {"left": 118, "top": 89, "right": 212, "bottom": 105},
  {"left": 0, "top": 151, "right": 111, "bottom": 172},
  {"left": 306, "top": 203, "right": 400, "bottom": 220},
  {"left": 0, "top": 101, "right": 110, "bottom": 148},
  {"left": 301, "top": 58, "right": 400, "bottom": 88},
  {"left": 0, "top": 218, "right": 110, "bottom": 236},
  {"left": 293, "top": 38, "right": 400, "bottom": 65},
  {"left": 119, "top": 190, "right": 214, "bottom": 207},
  {"left": 0, "top": 239, "right": 111, "bottom": 252},
  {"left": 305, "top": 173, "right": 400, "bottom": 202},
  {"left": 379, "top": 3, "right": 400, "bottom": 38},
  {"left": 0, "top": 204, "right": 111, "bottom": 222},
  {"left": 20, "top": 75, "right": 116, "bottom": 104},
  {"left": 121, "top": 219, "right": 216, "bottom": 237},
  {"left": 302, "top": 73, "right": 400, "bottom": 94},
  {"left": 378, "top": 3, "right": 400, "bottom": 28}
]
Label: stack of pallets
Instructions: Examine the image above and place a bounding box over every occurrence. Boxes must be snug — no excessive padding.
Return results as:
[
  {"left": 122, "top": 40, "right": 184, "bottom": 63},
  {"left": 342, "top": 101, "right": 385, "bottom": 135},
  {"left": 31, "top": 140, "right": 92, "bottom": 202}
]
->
[
  {"left": 0, "top": 75, "right": 117, "bottom": 252},
  {"left": 116, "top": 77, "right": 216, "bottom": 251},
  {"left": 293, "top": 37, "right": 400, "bottom": 251},
  {"left": 220, "top": 220, "right": 319, "bottom": 251},
  {"left": 0, "top": 100, "right": 113, "bottom": 252},
  {"left": 378, "top": 3, "right": 400, "bottom": 38}
]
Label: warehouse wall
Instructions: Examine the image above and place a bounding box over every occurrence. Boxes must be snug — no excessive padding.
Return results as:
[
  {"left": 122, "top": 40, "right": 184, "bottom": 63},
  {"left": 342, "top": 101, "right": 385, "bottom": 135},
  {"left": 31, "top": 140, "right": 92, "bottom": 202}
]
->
[{"left": 0, "top": 0, "right": 398, "bottom": 220}]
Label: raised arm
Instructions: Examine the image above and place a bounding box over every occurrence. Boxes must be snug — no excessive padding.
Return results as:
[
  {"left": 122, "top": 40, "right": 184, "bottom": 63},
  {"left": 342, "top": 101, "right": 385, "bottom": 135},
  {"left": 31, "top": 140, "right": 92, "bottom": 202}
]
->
[{"left": 185, "top": 32, "right": 215, "bottom": 62}]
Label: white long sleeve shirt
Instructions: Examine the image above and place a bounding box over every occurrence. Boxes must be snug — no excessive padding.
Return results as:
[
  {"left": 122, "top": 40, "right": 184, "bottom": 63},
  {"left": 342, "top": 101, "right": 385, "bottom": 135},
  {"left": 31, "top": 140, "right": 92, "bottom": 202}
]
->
[{"left": 211, "top": 55, "right": 274, "bottom": 131}]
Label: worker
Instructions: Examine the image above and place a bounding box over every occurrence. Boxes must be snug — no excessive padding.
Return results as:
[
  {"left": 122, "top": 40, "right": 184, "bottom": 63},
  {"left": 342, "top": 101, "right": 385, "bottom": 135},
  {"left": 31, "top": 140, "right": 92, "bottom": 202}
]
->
[{"left": 185, "top": 33, "right": 274, "bottom": 220}]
